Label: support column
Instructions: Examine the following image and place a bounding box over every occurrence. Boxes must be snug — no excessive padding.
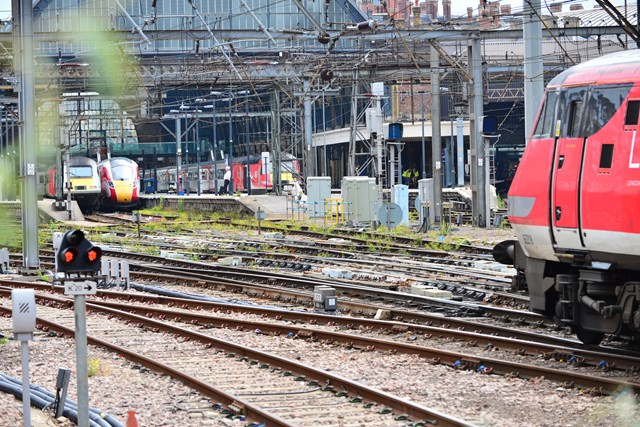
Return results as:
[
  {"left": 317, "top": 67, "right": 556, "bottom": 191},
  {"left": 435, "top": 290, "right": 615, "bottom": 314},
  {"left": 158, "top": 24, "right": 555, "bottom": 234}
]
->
[
  {"left": 271, "top": 90, "right": 282, "bottom": 195},
  {"left": 524, "top": 0, "right": 544, "bottom": 145},
  {"left": 303, "top": 79, "right": 314, "bottom": 176},
  {"left": 431, "top": 45, "right": 442, "bottom": 223},
  {"left": 468, "top": 36, "right": 487, "bottom": 227},
  {"left": 15, "top": 0, "right": 39, "bottom": 269}
]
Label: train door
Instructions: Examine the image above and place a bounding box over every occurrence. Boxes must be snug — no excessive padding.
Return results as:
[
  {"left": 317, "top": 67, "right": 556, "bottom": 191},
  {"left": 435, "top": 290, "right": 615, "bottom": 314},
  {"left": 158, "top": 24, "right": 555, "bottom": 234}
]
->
[{"left": 551, "top": 87, "right": 586, "bottom": 249}]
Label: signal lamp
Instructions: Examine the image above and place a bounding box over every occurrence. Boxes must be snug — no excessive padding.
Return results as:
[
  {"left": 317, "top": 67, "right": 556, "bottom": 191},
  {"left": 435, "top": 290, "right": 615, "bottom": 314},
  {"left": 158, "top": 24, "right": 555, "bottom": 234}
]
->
[
  {"left": 85, "top": 247, "right": 102, "bottom": 263},
  {"left": 60, "top": 247, "right": 78, "bottom": 264},
  {"left": 56, "top": 229, "right": 102, "bottom": 274}
]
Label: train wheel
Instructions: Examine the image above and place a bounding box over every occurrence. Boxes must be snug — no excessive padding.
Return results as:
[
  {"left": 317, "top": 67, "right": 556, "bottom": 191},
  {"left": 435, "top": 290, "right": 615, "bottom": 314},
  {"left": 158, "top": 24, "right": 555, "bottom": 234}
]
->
[{"left": 574, "top": 324, "right": 605, "bottom": 346}]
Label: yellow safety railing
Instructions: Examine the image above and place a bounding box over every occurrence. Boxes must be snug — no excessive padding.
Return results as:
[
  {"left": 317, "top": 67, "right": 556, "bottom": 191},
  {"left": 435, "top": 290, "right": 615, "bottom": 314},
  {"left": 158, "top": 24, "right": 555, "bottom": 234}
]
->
[{"left": 324, "top": 197, "right": 345, "bottom": 225}]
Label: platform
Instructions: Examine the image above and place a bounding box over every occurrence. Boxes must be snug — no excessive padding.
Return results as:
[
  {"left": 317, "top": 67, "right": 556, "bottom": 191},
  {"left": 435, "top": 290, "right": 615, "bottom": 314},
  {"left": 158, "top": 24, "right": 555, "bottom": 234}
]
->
[{"left": 139, "top": 193, "right": 306, "bottom": 221}]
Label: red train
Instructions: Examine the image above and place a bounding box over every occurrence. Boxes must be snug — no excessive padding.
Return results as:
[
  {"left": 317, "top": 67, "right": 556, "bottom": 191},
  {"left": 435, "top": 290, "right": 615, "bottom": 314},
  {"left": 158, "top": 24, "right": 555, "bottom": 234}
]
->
[
  {"left": 494, "top": 50, "right": 640, "bottom": 345},
  {"left": 157, "top": 154, "right": 300, "bottom": 194},
  {"left": 98, "top": 157, "right": 140, "bottom": 210}
]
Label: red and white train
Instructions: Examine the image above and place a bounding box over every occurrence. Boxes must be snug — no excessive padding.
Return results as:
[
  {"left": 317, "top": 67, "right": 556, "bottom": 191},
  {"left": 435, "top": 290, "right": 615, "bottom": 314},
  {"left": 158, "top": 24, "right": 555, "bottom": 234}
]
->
[
  {"left": 494, "top": 50, "right": 640, "bottom": 344},
  {"left": 45, "top": 156, "right": 139, "bottom": 211},
  {"left": 157, "top": 154, "right": 300, "bottom": 194},
  {"left": 98, "top": 157, "right": 140, "bottom": 210}
]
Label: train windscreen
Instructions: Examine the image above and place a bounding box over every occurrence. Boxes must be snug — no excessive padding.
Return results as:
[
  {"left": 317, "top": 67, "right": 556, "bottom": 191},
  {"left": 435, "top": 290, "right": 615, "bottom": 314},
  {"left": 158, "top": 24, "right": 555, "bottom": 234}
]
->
[
  {"left": 112, "top": 164, "right": 134, "bottom": 181},
  {"left": 69, "top": 166, "right": 93, "bottom": 178}
]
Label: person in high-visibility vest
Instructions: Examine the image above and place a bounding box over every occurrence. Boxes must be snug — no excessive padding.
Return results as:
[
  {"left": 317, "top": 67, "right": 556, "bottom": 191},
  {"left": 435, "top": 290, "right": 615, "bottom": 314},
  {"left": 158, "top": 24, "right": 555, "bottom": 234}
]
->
[
  {"left": 402, "top": 168, "right": 412, "bottom": 185},
  {"left": 411, "top": 167, "right": 419, "bottom": 188}
]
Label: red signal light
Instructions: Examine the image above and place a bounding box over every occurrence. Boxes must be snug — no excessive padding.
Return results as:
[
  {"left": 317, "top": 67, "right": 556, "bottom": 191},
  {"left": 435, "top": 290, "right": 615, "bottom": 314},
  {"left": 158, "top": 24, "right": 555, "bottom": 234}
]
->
[
  {"left": 85, "top": 247, "right": 102, "bottom": 263},
  {"left": 60, "top": 248, "right": 78, "bottom": 264}
]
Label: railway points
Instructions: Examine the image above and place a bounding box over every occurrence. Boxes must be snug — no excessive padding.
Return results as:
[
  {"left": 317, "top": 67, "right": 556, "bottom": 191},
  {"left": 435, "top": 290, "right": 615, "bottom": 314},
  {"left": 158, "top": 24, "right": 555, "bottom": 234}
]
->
[{"left": 2, "top": 2, "right": 640, "bottom": 426}]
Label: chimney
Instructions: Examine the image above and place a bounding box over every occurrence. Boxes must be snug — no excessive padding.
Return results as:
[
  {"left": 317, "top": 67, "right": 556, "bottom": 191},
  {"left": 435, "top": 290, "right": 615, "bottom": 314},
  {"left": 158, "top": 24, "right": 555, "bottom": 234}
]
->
[
  {"left": 467, "top": 7, "right": 473, "bottom": 21},
  {"left": 442, "top": 0, "right": 451, "bottom": 20},
  {"left": 549, "top": 3, "right": 562, "bottom": 13},
  {"left": 569, "top": 4, "right": 584, "bottom": 11},
  {"left": 426, "top": 0, "right": 438, "bottom": 20}
]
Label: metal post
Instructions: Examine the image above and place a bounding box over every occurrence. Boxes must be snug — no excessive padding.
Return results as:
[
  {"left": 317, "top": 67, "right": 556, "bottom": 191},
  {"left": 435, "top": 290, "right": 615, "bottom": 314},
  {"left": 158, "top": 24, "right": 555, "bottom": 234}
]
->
[
  {"left": 304, "top": 79, "right": 314, "bottom": 176},
  {"left": 175, "top": 116, "right": 181, "bottom": 194},
  {"left": 456, "top": 118, "right": 464, "bottom": 187},
  {"left": 16, "top": 0, "right": 39, "bottom": 270},
  {"left": 228, "top": 87, "right": 234, "bottom": 194},
  {"left": 211, "top": 102, "right": 218, "bottom": 195},
  {"left": 196, "top": 109, "right": 201, "bottom": 196},
  {"left": 524, "top": 0, "right": 544, "bottom": 146},
  {"left": 185, "top": 116, "right": 190, "bottom": 196},
  {"left": 245, "top": 93, "right": 251, "bottom": 195},
  {"left": 75, "top": 294, "right": 89, "bottom": 427},
  {"left": 468, "top": 36, "right": 486, "bottom": 227},
  {"left": 322, "top": 91, "right": 327, "bottom": 176},
  {"left": 431, "top": 45, "right": 442, "bottom": 223},
  {"left": 421, "top": 94, "right": 426, "bottom": 179},
  {"left": 20, "top": 340, "right": 31, "bottom": 427}
]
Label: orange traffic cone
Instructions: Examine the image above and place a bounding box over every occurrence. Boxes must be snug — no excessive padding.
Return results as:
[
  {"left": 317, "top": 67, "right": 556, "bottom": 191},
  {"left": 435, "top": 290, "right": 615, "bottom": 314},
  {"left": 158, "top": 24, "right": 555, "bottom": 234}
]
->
[{"left": 126, "top": 410, "right": 139, "bottom": 427}]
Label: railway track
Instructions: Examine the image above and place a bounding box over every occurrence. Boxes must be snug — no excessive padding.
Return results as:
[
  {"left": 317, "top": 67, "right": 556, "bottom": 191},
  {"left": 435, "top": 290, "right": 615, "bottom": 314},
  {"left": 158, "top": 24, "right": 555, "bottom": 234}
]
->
[{"left": 0, "top": 291, "right": 470, "bottom": 427}]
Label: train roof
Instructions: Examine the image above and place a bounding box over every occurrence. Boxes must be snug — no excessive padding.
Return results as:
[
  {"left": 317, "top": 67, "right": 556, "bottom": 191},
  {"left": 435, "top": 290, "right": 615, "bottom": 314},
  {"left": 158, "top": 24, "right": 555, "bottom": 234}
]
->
[
  {"left": 68, "top": 156, "right": 97, "bottom": 166},
  {"left": 549, "top": 49, "right": 640, "bottom": 88},
  {"left": 98, "top": 157, "right": 137, "bottom": 166}
]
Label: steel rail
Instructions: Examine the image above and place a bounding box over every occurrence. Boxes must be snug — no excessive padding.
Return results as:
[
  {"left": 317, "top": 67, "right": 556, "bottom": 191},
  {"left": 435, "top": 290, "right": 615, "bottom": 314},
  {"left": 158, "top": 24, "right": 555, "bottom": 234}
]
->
[{"left": 0, "top": 295, "right": 471, "bottom": 427}]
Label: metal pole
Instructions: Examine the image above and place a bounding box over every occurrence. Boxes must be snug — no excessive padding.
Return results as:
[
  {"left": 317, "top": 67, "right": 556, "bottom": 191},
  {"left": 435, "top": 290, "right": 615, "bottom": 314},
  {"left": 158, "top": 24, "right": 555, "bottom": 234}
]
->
[
  {"left": 228, "top": 87, "right": 234, "bottom": 194},
  {"left": 431, "top": 45, "right": 442, "bottom": 223},
  {"left": 185, "top": 113, "right": 190, "bottom": 196},
  {"left": 456, "top": 118, "right": 464, "bottom": 187},
  {"left": 245, "top": 94, "right": 251, "bottom": 195},
  {"left": 212, "top": 103, "right": 218, "bottom": 195},
  {"left": 524, "top": 0, "right": 544, "bottom": 147},
  {"left": 322, "top": 91, "right": 327, "bottom": 176},
  {"left": 75, "top": 294, "right": 89, "bottom": 427},
  {"left": 421, "top": 94, "right": 426, "bottom": 179},
  {"left": 196, "top": 109, "right": 201, "bottom": 196},
  {"left": 175, "top": 117, "right": 181, "bottom": 194},
  {"left": 469, "top": 36, "right": 486, "bottom": 227},
  {"left": 304, "top": 79, "right": 314, "bottom": 177},
  {"left": 20, "top": 340, "right": 31, "bottom": 427},
  {"left": 16, "top": 0, "right": 39, "bottom": 269}
]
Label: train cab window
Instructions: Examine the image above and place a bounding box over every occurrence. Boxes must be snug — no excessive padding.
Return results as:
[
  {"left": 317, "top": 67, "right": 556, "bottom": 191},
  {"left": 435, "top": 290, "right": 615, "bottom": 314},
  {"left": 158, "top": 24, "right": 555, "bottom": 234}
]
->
[
  {"left": 625, "top": 100, "right": 640, "bottom": 126},
  {"left": 599, "top": 144, "right": 614, "bottom": 169},
  {"left": 582, "top": 84, "right": 631, "bottom": 136},
  {"left": 533, "top": 91, "right": 558, "bottom": 137},
  {"left": 69, "top": 166, "right": 93, "bottom": 178},
  {"left": 568, "top": 100, "right": 584, "bottom": 138}
]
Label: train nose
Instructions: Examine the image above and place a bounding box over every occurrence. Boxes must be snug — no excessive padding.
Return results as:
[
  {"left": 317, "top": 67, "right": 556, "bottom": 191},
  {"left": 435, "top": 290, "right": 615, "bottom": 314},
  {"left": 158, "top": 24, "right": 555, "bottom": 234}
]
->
[{"left": 114, "top": 182, "right": 133, "bottom": 203}]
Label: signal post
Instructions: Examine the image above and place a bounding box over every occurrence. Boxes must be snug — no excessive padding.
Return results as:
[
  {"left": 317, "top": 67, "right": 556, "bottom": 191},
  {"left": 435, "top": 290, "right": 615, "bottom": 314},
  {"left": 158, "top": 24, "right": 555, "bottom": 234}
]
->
[{"left": 55, "top": 230, "right": 103, "bottom": 427}]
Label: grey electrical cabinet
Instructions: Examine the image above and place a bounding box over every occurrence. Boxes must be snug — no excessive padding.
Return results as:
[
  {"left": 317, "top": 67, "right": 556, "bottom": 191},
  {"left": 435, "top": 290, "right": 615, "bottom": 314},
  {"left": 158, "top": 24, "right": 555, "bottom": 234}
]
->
[
  {"left": 307, "top": 176, "right": 332, "bottom": 218},
  {"left": 341, "top": 176, "right": 379, "bottom": 224},
  {"left": 418, "top": 178, "right": 435, "bottom": 226}
]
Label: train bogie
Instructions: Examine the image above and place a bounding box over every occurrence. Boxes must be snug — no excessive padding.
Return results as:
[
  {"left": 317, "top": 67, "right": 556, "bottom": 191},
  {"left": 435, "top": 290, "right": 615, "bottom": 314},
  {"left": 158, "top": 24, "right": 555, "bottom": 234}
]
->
[{"left": 495, "top": 50, "right": 640, "bottom": 345}]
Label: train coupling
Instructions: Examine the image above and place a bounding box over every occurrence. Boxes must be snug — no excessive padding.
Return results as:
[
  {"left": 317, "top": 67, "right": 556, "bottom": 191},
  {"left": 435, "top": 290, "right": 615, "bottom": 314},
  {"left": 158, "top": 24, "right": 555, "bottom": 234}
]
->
[{"left": 492, "top": 240, "right": 516, "bottom": 265}]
